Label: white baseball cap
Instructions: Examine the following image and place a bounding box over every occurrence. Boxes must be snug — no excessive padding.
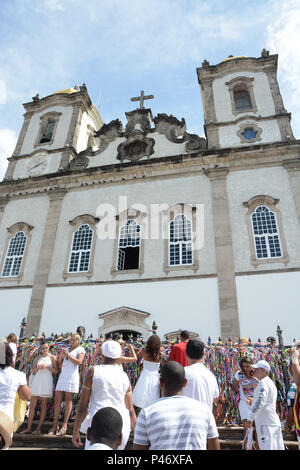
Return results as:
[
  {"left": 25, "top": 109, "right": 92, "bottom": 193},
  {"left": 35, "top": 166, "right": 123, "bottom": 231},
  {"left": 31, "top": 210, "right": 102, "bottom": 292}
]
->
[
  {"left": 252, "top": 360, "right": 271, "bottom": 373},
  {"left": 101, "top": 340, "right": 122, "bottom": 359}
]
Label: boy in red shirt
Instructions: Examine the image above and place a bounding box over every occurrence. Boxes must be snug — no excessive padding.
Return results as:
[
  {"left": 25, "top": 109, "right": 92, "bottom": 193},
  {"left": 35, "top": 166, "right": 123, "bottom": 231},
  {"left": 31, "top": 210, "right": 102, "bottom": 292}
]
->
[{"left": 169, "top": 331, "right": 190, "bottom": 367}]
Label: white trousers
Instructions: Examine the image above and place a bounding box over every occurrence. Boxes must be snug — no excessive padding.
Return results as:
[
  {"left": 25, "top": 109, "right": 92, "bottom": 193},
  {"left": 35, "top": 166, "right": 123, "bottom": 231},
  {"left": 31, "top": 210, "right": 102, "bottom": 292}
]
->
[{"left": 256, "top": 425, "right": 285, "bottom": 450}]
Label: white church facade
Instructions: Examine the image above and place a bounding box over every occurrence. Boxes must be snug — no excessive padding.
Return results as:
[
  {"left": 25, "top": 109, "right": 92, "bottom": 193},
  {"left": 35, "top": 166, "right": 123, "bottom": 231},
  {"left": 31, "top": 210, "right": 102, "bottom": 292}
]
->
[{"left": 0, "top": 50, "right": 300, "bottom": 343}]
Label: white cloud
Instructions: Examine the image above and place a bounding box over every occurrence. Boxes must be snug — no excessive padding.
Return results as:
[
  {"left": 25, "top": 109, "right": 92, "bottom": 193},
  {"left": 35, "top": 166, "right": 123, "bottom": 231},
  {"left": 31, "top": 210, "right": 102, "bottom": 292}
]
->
[
  {"left": 266, "top": 0, "right": 300, "bottom": 137},
  {"left": 0, "top": 129, "right": 17, "bottom": 181}
]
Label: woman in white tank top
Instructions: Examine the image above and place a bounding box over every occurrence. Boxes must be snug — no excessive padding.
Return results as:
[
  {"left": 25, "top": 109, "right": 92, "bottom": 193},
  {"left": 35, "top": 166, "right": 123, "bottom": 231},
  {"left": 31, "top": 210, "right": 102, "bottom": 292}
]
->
[
  {"left": 20, "top": 342, "right": 57, "bottom": 434},
  {"left": 71, "top": 341, "right": 137, "bottom": 450}
]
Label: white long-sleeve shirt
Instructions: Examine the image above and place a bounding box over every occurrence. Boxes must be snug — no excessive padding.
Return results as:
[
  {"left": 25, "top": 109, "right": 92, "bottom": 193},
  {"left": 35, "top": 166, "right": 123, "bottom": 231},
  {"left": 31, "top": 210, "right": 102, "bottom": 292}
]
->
[{"left": 247, "top": 376, "right": 281, "bottom": 427}]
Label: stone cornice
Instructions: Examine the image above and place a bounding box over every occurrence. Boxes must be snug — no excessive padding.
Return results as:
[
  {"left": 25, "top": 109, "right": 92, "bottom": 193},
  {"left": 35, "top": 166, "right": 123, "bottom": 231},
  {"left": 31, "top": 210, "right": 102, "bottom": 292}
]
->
[
  {"left": 23, "top": 90, "right": 93, "bottom": 115},
  {"left": 282, "top": 158, "right": 300, "bottom": 172},
  {"left": 205, "top": 167, "right": 229, "bottom": 180},
  {"left": 197, "top": 54, "right": 278, "bottom": 85},
  {"left": 204, "top": 112, "right": 292, "bottom": 129},
  {"left": 1, "top": 141, "right": 300, "bottom": 200},
  {"left": 8, "top": 146, "right": 77, "bottom": 161}
]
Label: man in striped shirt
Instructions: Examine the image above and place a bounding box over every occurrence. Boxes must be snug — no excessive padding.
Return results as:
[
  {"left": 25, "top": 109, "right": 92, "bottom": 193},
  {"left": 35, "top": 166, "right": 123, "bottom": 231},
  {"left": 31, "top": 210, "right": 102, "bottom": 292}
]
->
[{"left": 133, "top": 361, "right": 220, "bottom": 450}]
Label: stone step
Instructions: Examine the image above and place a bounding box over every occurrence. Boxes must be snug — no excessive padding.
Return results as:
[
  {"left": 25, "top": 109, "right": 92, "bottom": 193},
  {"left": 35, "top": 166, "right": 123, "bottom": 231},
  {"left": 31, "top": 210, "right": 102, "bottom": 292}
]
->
[
  {"left": 219, "top": 439, "right": 299, "bottom": 450},
  {"left": 10, "top": 440, "right": 299, "bottom": 451},
  {"left": 12, "top": 425, "right": 298, "bottom": 450},
  {"left": 16, "top": 420, "right": 297, "bottom": 441},
  {"left": 217, "top": 426, "right": 297, "bottom": 442}
]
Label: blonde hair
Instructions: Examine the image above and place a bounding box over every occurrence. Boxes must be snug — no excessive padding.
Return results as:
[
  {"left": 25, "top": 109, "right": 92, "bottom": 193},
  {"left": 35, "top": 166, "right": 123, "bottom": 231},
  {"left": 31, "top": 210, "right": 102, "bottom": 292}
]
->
[
  {"left": 69, "top": 333, "right": 81, "bottom": 346},
  {"left": 6, "top": 333, "right": 17, "bottom": 344}
]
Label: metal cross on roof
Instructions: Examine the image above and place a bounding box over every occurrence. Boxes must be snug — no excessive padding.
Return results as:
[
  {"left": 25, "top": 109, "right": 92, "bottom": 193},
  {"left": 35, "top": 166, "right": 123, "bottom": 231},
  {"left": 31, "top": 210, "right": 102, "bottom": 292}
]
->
[{"left": 130, "top": 90, "right": 154, "bottom": 109}]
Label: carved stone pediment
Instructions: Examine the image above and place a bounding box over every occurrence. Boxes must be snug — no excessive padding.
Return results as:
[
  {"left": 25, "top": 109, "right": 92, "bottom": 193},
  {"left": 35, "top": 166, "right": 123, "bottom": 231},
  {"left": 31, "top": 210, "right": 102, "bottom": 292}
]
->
[
  {"left": 117, "top": 131, "right": 155, "bottom": 162},
  {"left": 125, "top": 109, "right": 153, "bottom": 136},
  {"left": 153, "top": 113, "right": 206, "bottom": 152},
  {"left": 98, "top": 306, "right": 151, "bottom": 339},
  {"left": 69, "top": 148, "right": 90, "bottom": 170},
  {"left": 154, "top": 113, "right": 186, "bottom": 137}
]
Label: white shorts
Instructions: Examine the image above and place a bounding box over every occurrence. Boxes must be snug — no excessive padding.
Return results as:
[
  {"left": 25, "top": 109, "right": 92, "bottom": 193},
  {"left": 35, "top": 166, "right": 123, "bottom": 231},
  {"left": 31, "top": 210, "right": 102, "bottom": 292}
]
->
[
  {"left": 239, "top": 400, "right": 251, "bottom": 421},
  {"left": 256, "top": 425, "right": 285, "bottom": 450}
]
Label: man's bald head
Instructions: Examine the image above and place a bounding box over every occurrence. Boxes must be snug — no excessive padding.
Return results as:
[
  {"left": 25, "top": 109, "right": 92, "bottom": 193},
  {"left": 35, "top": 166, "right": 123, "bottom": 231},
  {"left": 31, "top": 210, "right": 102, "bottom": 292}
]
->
[{"left": 160, "top": 361, "right": 186, "bottom": 396}]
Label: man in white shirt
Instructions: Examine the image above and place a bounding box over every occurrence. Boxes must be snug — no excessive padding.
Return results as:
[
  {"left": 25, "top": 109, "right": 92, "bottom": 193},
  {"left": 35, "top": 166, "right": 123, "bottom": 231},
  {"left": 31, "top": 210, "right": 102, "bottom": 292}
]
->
[
  {"left": 183, "top": 339, "right": 219, "bottom": 410},
  {"left": 86, "top": 407, "right": 122, "bottom": 450},
  {"left": 244, "top": 360, "right": 285, "bottom": 450},
  {"left": 133, "top": 361, "right": 220, "bottom": 450}
]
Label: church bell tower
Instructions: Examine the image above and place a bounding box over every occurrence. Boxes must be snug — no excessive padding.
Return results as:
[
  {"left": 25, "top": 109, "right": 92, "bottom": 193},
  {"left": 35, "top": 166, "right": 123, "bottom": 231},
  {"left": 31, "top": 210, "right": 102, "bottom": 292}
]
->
[
  {"left": 197, "top": 49, "right": 294, "bottom": 150},
  {"left": 3, "top": 85, "right": 103, "bottom": 181}
]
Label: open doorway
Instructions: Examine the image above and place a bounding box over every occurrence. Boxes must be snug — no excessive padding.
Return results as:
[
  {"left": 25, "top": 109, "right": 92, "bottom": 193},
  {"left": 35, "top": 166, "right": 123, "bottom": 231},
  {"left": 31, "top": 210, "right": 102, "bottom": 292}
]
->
[{"left": 105, "top": 329, "right": 142, "bottom": 341}]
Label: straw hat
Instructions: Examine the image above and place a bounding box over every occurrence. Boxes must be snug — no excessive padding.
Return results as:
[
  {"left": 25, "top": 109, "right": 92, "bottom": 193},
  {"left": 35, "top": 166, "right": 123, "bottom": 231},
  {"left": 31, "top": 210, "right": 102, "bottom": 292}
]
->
[{"left": 0, "top": 411, "right": 14, "bottom": 449}]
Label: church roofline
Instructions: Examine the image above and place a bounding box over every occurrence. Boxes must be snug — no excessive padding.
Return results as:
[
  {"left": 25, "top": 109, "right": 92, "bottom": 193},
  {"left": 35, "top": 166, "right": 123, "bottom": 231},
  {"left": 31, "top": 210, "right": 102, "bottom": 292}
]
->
[
  {"left": 197, "top": 51, "right": 278, "bottom": 83},
  {"left": 22, "top": 86, "right": 93, "bottom": 113},
  {"left": 98, "top": 306, "right": 150, "bottom": 318}
]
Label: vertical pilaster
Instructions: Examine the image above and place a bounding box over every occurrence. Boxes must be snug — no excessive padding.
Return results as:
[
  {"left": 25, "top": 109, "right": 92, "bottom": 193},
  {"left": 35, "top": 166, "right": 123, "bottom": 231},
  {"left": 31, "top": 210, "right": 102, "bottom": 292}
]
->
[
  {"left": 25, "top": 189, "right": 66, "bottom": 336},
  {"left": 0, "top": 196, "right": 9, "bottom": 226},
  {"left": 283, "top": 159, "right": 300, "bottom": 225},
  {"left": 207, "top": 168, "right": 240, "bottom": 341}
]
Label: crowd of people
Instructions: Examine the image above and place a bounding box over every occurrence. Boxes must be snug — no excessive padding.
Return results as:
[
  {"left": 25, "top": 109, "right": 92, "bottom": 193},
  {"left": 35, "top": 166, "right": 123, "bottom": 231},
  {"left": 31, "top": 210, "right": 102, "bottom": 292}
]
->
[{"left": 0, "top": 329, "right": 300, "bottom": 451}]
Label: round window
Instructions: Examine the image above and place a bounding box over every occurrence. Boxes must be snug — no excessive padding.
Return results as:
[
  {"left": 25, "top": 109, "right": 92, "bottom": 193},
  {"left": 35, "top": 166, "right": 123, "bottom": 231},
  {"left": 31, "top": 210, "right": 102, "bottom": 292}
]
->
[{"left": 242, "top": 127, "right": 257, "bottom": 140}]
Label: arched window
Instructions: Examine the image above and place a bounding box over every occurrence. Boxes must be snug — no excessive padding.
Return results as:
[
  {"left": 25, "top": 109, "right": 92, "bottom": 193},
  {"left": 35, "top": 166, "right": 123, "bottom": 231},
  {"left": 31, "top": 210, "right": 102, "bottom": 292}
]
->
[
  {"left": 251, "top": 205, "right": 282, "bottom": 259},
  {"left": 234, "top": 88, "right": 251, "bottom": 111},
  {"left": 225, "top": 77, "right": 257, "bottom": 116},
  {"left": 68, "top": 224, "right": 94, "bottom": 273},
  {"left": 117, "top": 219, "right": 141, "bottom": 270},
  {"left": 169, "top": 214, "right": 193, "bottom": 266},
  {"left": 35, "top": 111, "right": 62, "bottom": 148},
  {"left": 1, "top": 231, "right": 28, "bottom": 277},
  {"left": 39, "top": 119, "right": 56, "bottom": 144}
]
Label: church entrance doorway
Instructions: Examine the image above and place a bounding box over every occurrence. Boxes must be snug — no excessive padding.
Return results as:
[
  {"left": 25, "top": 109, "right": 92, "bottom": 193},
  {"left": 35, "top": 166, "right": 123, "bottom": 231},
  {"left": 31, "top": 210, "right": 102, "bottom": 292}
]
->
[
  {"left": 105, "top": 329, "right": 141, "bottom": 340},
  {"left": 98, "top": 306, "right": 151, "bottom": 340}
]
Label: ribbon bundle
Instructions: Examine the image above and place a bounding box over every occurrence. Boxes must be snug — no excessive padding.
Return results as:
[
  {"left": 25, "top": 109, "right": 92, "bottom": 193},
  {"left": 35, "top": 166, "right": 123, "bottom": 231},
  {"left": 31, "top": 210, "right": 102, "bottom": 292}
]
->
[{"left": 15, "top": 336, "right": 290, "bottom": 424}]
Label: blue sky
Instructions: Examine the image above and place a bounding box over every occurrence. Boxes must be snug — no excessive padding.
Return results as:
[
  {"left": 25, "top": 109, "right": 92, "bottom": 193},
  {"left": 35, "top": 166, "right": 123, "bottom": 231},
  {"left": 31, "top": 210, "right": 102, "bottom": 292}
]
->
[{"left": 1, "top": 0, "right": 300, "bottom": 179}]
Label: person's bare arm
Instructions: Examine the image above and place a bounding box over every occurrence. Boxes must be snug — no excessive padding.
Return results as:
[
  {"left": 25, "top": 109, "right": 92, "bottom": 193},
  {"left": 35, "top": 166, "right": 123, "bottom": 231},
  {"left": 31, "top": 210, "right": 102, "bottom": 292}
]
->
[
  {"left": 64, "top": 351, "right": 85, "bottom": 366},
  {"left": 48, "top": 355, "right": 58, "bottom": 374},
  {"left": 120, "top": 344, "right": 138, "bottom": 364},
  {"left": 207, "top": 437, "right": 220, "bottom": 450},
  {"left": 136, "top": 349, "right": 144, "bottom": 360},
  {"left": 125, "top": 383, "right": 137, "bottom": 431},
  {"left": 18, "top": 384, "right": 31, "bottom": 402},
  {"left": 72, "top": 367, "right": 93, "bottom": 448},
  {"left": 32, "top": 357, "right": 39, "bottom": 375},
  {"left": 291, "top": 350, "right": 300, "bottom": 386}
]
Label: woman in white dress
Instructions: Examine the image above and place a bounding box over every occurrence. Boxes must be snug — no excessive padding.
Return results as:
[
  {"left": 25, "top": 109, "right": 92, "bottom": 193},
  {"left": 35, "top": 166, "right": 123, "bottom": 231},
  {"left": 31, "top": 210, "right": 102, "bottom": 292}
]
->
[
  {"left": 0, "top": 339, "right": 31, "bottom": 448},
  {"left": 132, "top": 335, "right": 161, "bottom": 409},
  {"left": 49, "top": 333, "right": 85, "bottom": 436},
  {"left": 71, "top": 340, "right": 137, "bottom": 450},
  {"left": 230, "top": 356, "right": 259, "bottom": 449},
  {"left": 20, "top": 342, "right": 57, "bottom": 434}
]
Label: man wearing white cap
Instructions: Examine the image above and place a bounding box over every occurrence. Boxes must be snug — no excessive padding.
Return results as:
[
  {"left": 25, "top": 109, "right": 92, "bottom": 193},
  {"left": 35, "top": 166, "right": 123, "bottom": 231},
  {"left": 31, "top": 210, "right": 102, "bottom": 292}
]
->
[
  {"left": 72, "top": 340, "right": 136, "bottom": 450},
  {"left": 244, "top": 360, "right": 285, "bottom": 450}
]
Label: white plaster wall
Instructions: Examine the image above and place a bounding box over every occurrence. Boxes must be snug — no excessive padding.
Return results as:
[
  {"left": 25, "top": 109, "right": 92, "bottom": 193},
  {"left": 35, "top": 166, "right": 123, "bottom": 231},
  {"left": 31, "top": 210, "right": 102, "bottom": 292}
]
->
[
  {"left": 48, "top": 174, "right": 216, "bottom": 283},
  {"left": 0, "top": 196, "right": 49, "bottom": 285},
  {"left": 213, "top": 71, "right": 275, "bottom": 123},
  {"left": 227, "top": 166, "right": 300, "bottom": 272},
  {"left": 218, "top": 119, "right": 281, "bottom": 148},
  {"left": 236, "top": 271, "right": 300, "bottom": 345},
  {"left": 39, "top": 277, "right": 221, "bottom": 341},
  {"left": 12, "top": 152, "right": 62, "bottom": 180},
  {"left": 76, "top": 111, "right": 100, "bottom": 154},
  {"left": 20, "top": 106, "right": 73, "bottom": 155},
  {"left": 87, "top": 132, "right": 188, "bottom": 169},
  {"left": 0, "top": 288, "right": 32, "bottom": 337}
]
